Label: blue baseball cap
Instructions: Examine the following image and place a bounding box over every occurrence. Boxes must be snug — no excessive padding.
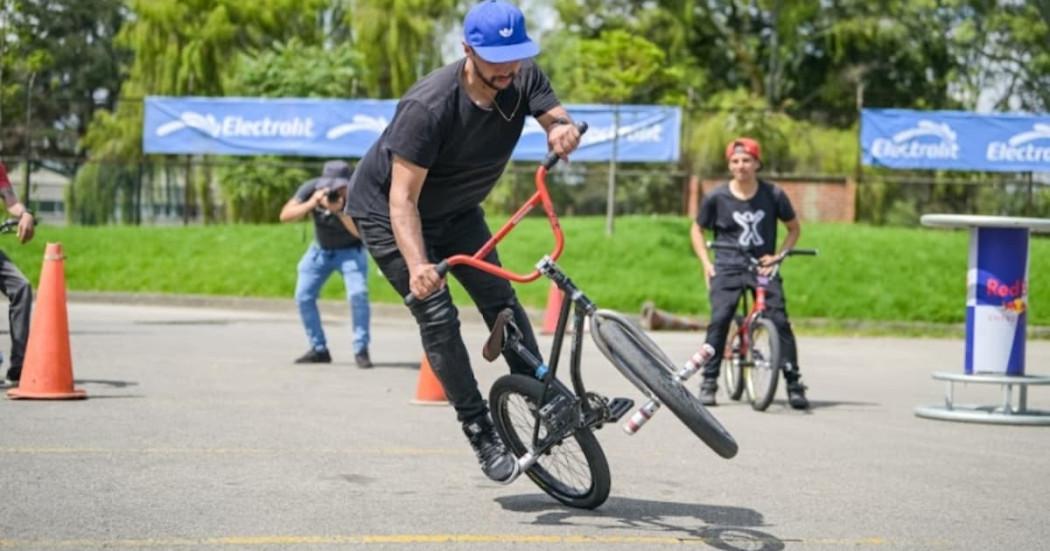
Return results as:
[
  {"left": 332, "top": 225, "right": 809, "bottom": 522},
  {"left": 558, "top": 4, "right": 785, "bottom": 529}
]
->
[{"left": 463, "top": 1, "right": 539, "bottom": 63}]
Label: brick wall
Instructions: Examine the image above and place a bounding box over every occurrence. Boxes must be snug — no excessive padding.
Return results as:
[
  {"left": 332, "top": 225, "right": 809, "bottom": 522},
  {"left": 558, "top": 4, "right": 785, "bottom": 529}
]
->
[{"left": 686, "top": 176, "right": 856, "bottom": 222}]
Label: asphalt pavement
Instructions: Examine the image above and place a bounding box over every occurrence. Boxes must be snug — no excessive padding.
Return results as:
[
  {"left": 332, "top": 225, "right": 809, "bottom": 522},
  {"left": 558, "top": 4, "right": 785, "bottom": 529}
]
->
[{"left": 0, "top": 298, "right": 1048, "bottom": 550}]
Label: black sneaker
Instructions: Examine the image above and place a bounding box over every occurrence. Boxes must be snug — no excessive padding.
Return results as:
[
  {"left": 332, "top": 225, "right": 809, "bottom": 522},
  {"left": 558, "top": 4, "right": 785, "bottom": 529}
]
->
[
  {"left": 787, "top": 381, "right": 809, "bottom": 410},
  {"left": 462, "top": 415, "right": 519, "bottom": 483},
  {"left": 294, "top": 349, "right": 331, "bottom": 364},
  {"left": 354, "top": 349, "right": 373, "bottom": 369},
  {"left": 700, "top": 378, "right": 718, "bottom": 407},
  {"left": 6, "top": 366, "right": 20, "bottom": 383}
]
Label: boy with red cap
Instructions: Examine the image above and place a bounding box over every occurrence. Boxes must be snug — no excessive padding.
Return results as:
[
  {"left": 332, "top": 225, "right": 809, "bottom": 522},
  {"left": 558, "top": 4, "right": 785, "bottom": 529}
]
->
[
  {"left": 689, "top": 138, "right": 809, "bottom": 409},
  {"left": 0, "top": 161, "right": 36, "bottom": 385}
]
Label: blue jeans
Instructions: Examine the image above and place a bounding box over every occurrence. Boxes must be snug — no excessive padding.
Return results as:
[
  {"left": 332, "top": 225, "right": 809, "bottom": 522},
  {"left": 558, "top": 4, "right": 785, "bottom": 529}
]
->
[{"left": 295, "top": 243, "right": 370, "bottom": 354}]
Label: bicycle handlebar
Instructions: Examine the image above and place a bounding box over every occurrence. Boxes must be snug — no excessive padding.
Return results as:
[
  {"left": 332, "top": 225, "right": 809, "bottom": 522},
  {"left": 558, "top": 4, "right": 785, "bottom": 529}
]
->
[
  {"left": 404, "top": 122, "right": 589, "bottom": 306},
  {"left": 0, "top": 217, "right": 37, "bottom": 234},
  {"left": 707, "top": 241, "right": 818, "bottom": 267}
]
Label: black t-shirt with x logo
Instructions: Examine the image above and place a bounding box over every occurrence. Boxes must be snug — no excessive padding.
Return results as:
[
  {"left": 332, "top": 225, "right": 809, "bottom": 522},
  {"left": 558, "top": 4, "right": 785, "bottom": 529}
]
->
[{"left": 696, "top": 179, "right": 796, "bottom": 270}]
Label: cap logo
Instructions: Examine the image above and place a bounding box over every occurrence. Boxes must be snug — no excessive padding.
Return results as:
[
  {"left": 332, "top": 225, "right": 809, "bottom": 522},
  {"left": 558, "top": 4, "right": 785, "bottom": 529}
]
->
[{"left": 498, "top": 27, "right": 513, "bottom": 38}]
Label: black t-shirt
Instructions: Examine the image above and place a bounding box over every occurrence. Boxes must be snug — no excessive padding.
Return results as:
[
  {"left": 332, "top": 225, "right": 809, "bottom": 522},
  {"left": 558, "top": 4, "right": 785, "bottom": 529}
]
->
[
  {"left": 697, "top": 179, "right": 796, "bottom": 269},
  {"left": 295, "top": 178, "right": 361, "bottom": 249},
  {"left": 347, "top": 58, "right": 560, "bottom": 226}
]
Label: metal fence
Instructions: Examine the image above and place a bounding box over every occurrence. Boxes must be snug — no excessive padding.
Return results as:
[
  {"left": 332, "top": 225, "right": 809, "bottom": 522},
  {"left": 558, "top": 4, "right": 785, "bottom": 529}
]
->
[{"left": 7, "top": 156, "right": 1049, "bottom": 226}]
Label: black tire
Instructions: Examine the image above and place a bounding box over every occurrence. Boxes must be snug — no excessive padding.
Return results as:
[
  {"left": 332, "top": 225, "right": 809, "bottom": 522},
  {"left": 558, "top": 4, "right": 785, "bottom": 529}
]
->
[
  {"left": 746, "top": 317, "right": 781, "bottom": 411},
  {"left": 489, "top": 374, "right": 611, "bottom": 509},
  {"left": 591, "top": 311, "right": 738, "bottom": 459},
  {"left": 722, "top": 316, "right": 746, "bottom": 401}
]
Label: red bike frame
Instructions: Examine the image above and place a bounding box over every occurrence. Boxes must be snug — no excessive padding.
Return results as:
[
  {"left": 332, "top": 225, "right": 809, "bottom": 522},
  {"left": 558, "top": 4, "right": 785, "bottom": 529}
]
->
[{"left": 439, "top": 165, "right": 564, "bottom": 283}]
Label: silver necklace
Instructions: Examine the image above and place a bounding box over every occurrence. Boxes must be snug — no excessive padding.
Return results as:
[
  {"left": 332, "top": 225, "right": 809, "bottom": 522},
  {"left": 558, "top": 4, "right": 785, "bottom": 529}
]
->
[{"left": 491, "top": 87, "right": 521, "bottom": 122}]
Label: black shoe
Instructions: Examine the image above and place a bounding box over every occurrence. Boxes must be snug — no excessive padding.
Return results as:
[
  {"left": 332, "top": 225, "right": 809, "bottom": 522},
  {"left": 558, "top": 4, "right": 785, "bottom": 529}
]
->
[
  {"left": 6, "top": 366, "right": 20, "bottom": 383},
  {"left": 294, "top": 349, "right": 331, "bottom": 364},
  {"left": 354, "top": 349, "right": 373, "bottom": 369},
  {"left": 700, "top": 379, "right": 718, "bottom": 407},
  {"left": 462, "top": 415, "right": 519, "bottom": 483},
  {"left": 787, "top": 381, "right": 809, "bottom": 410}
]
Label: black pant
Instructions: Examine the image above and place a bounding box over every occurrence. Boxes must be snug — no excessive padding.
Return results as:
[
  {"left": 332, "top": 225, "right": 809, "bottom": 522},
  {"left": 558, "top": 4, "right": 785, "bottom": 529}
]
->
[
  {"left": 357, "top": 207, "right": 541, "bottom": 422},
  {"left": 703, "top": 269, "right": 801, "bottom": 383},
  {"left": 0, "top": 251, "right": 32, "bottom": 373}
]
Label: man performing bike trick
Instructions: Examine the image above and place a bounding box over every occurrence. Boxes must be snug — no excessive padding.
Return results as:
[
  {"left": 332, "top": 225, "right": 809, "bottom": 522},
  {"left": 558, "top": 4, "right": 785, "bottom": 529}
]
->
[
  {"left": 346, "top": 0, "right": 582, "bottom": 483},
  {"left": 690, "top": 137, "right": 810, "bottom": 410}
]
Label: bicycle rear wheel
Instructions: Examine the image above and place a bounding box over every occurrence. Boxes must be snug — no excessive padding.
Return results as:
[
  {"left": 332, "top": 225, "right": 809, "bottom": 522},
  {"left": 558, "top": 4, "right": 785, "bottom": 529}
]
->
[
  {"left": 746, "top": 318, "right": 781, "bottom": 411},
  {"left": 722, "top": 316, "right": 746, "bottom": 401},
  {"left": 489, "top": 374, "right": 611, "bottom": 509},
  {"left": 591, "top": 310, "right": 738, "bottom": 459}
]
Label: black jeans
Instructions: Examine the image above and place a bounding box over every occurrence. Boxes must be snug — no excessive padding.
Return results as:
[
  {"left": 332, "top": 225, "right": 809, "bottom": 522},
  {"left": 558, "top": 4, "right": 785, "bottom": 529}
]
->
[
  {"left": 703, "top": 269, "right": 801, "bottom": 383},
  {"left": 0, "top": 251, "right": 32, "bottom": 373},
  {"left": 357, "top": 207, "right": 541, "bottom": 422}
]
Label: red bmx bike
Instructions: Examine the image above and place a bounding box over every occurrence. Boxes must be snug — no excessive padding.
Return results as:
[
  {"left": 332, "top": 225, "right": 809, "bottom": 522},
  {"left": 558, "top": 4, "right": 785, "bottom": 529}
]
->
[
  {"left": 405, "top": 124, "right": 737, "bottom": 509},
  {"left": 710, "top": 243, "right": 817, "bottom": 411}
]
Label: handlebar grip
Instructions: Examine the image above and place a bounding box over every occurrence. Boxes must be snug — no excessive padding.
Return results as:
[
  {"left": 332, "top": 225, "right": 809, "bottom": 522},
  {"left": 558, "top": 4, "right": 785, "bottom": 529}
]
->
[
  {"left": 403, "top": 259, "right": 451, "bottom": 307},
  {"left": 542, "top": 121, "right": 589, "bottom": 170}
]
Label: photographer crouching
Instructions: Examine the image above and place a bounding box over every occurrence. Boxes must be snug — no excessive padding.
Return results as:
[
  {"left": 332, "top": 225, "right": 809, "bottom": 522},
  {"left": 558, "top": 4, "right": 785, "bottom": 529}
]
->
[{"left": 279, "top": 160, "right": 372, "bottom": 368}]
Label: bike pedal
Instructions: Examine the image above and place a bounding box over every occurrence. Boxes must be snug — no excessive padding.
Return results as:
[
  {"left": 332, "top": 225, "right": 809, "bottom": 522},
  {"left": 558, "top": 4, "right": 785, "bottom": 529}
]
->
[{"left": 605, "top": 397, "right": 635, "bottom": 422}]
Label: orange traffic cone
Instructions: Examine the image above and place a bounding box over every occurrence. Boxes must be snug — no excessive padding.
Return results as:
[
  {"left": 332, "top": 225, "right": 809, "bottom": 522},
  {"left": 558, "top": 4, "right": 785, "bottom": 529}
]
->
[
  {"left": 410, "top": 354, "right": 447, "bottom": 405},
  {"left": 541, "top": 281, "right": 563, "bottom": 335},
  {"left": 8, "top": 243, "right": 85, "bottom": 400}
]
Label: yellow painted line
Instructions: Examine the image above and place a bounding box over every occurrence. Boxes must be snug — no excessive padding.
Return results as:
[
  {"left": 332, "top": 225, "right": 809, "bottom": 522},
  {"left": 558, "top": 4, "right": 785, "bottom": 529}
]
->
[
  {"left": 0, "top": 534, "right": 947, "bottom": 548},
  {"left": 0, "top": 447, "right": 459, "bottom": 456}
]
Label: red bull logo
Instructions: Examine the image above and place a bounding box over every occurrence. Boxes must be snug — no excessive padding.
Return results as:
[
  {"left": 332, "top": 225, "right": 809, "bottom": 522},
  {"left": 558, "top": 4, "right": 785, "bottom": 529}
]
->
[{"left": 986, "top": 277, "right": 1027, "bottom": 313}]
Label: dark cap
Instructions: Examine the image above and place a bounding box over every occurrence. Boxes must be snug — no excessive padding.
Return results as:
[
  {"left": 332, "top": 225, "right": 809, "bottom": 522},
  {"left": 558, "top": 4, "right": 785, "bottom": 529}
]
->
[{"left": 318, "top": 160, "right": 352, "bottom": 189}]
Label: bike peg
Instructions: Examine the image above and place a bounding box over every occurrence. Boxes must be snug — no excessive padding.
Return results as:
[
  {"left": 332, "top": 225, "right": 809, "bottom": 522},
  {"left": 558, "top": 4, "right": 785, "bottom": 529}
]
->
[
  {"left": 403, "top": 259, "right": 450, "bottom": 307},
  {"left": 542, "top": 121, "right": 589, "bottom": 171}
]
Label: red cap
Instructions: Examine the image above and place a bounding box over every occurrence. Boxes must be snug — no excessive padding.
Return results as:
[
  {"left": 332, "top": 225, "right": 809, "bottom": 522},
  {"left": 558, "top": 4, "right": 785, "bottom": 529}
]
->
[{"left": 725, "top": 138, "right": 761, "bottom": 163}]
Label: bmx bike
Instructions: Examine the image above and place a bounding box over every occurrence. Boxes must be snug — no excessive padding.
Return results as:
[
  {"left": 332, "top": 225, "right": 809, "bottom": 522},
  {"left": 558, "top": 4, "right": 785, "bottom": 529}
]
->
[
  {"left": 405, "top": 124, "right": 737, "bottom": 509},
  {"left": 710, "top": 243, "right": 817, "bottom": 411}
]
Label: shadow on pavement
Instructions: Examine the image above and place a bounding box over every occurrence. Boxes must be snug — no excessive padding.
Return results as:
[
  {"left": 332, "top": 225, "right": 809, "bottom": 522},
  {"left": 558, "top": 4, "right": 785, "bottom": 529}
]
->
[{"left": 497, "top": 494, "right": 785, "bottom": 551}]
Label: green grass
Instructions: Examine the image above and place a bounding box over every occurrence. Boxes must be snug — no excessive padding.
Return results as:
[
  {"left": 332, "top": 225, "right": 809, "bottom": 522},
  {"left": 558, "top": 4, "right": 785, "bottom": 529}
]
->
[{"left": 7, "top": 216, "right": 1049, "bottom": 327}]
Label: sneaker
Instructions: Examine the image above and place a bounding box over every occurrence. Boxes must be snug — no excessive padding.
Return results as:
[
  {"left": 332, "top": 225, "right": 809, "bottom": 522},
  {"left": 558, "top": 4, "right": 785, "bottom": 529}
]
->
[
  {"left": 354, "top": 349, "right": 373, "bottom": 369},
  {"left": 462, "top": 415, "right": 519, "bottom": 483},
  {"left": 787, "top": 381, "right": 809, "bottom": 410},
  {"left": 6, "top": 366, "right": 20, "bottom": 384},
  {"left": 294, "top": 348, "right": 331, "bottom": 364},
  {"left": 700, "top": 378, "right": 718, "bottom": 407}
]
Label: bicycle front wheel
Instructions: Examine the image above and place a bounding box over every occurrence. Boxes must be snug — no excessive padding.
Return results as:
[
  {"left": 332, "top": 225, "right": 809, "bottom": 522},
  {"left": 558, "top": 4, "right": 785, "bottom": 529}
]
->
[
  {"left": 746, "top": 318, "right": 781, "bottom": 411},
  {"left": 591, "top": 310, "right": 738, "bottom": 459},
  {"left": 489, "top": 374, "right": 611, "bottom": 509},
  {"left": 722, "top": 315, "right": 746, "bottom": 401}
]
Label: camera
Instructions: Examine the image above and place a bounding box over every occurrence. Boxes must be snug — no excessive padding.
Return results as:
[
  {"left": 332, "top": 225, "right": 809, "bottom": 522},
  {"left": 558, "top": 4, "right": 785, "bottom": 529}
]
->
[{"left": 325, "top": 187, "right": 342, "bottom": 203}]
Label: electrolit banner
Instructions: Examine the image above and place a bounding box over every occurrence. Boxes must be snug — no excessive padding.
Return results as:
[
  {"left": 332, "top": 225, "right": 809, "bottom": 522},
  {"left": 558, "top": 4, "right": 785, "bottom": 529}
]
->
[
  {"left": 965, "top": 227, "right": 1029, "bottom": 375},
  {"left": 143, "top": 97, "right": 680, "bottom": 162},
  {"left": 861, "top": 108, "right": 1050, "bottom": 172}
]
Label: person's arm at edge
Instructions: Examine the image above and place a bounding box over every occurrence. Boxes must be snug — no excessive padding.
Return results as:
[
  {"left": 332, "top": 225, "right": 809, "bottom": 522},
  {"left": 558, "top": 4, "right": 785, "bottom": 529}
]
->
[
  {"left": 389, "top": 154, "right": 442, "bottom": 300},
  {"left": 1, "top": 186, "right": 34, "bottom": 244}
]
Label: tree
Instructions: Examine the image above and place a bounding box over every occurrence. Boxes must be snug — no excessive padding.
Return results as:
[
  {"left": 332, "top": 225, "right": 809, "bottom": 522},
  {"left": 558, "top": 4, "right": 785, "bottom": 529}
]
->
[
  {"left": 347, "top": 0, "right": 460, "bottom": 97},
  {"left": 217, "top": 39, "right": 367, "bottom": 223},
  {"left": 0, "top": 0, "right": 126, "bottom": 162}
]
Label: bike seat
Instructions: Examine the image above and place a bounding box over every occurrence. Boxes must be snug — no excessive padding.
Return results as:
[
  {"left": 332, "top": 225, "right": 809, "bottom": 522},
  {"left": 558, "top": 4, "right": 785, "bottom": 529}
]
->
[{"left": 483, "top": 308, "right": 516, "bottom": 362}]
